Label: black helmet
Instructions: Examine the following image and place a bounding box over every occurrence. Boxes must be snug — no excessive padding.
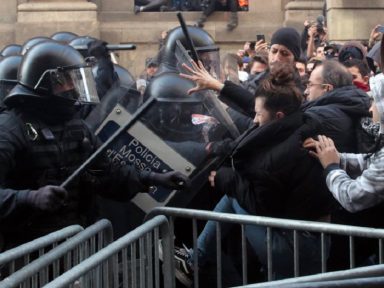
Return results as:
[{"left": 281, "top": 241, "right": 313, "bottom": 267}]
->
[
  {"left": 69, "top": 36, "right": 97, "bottom": 58},
  {"left": 143, "top": 72, "right": 204, "bottom": 142},
  {"left": 21, "top": 36, "right": 54, "bottom": 56},
  {"left": 0, "top": 55, "right": 22, "bottom": 103},
  {"left": 157, "top": 26, "right": 216, "bottom": 75},
  {"left": 0, "top": 44, "right": 22, "bottom": 57},
  {"left": 113, "top": 64, "right": 135, "bottom": 88},
  {"left": 0, "top": 55, "right": 22, "bottom": 81},
  {"left": 21, "top": 36, "right": 54, "bottom": 55},
  {"left": 144, "top": 72, "right": 202, "bottom": 103},
  {"left": 4, "top": 42, "right": 99, "bottom": 107},
  {"left": 51, "top": 31, "right": 78, "bottom": 44}
]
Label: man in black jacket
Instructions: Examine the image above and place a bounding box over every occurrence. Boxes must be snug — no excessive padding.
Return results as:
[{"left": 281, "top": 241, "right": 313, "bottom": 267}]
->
[{"left": 302, "top": 60, "right": 371, "bottom": 153}]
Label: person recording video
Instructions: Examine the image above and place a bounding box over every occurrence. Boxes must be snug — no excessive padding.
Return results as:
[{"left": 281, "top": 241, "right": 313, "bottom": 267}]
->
[{"left": 301, "top": 16, "right": 328, "bottom": 60}]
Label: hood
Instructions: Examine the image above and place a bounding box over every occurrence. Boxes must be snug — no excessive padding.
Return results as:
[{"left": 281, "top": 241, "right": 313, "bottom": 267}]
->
[
  {"left": 370, "top": 73, "right": 384, "bottom": 134},
  {"left": 302, "top": 85, "right": 371, "bottom": 118}
]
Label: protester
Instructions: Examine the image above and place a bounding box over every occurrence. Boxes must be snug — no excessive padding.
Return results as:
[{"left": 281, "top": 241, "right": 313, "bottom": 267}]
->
[{"left": 172, "top": 62, "right": 333, "bottom": 286}]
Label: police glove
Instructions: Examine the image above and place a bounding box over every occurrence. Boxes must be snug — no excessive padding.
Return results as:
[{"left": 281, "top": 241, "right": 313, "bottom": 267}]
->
[
  {"left": 143, "top": 171, "right": 190, "bottom": 190},
  {"left": 21, "top": 185, "right": 68, "bottom": 212}
]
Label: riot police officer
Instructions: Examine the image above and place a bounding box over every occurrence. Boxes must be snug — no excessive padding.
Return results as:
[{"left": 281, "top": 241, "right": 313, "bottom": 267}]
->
[{"left": 0, "top": 41, "right": 188, "bottom": 250}]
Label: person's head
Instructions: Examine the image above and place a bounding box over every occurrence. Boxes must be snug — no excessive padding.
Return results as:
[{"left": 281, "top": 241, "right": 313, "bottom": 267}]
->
[
  {"left": 249, "top": 54, "right": 268, "bottom": 75},
  {"left": 306, "top": 57, "right": 323, "bottom": 75},
  {"left": 315, "top": 44, "right": 325, "bottom": 59},
  {"left": 323, "top": 43, "right": 339, "bottom": 60},
  {"left": 295, "top": 58, "right": 307, "bottom": 77},
  {"left": 50, "top": 31, "right": 78, "bottom": 44},
  {"left": 145, "top": 57, "right": 158, "bottom": 78},
  {"left": 4, "top": 42, "right": 99, "bottom": 110},
  {"left": 0, "top": 55, "right": 22, "bottom": 104},
  {"left": 305, "top": 60, "right": 353, "bottom": 101},
  {"left": 253, "top": 62, "right": 302, "bottom": 126},
  {"left": 338, "top": 41, "right": 366, "bottom": 64},
  {"left": 269, "top": 27, "right": 301, "bottom": 69},
  {"left": 343, "top": 58, "right": 370, "bottom": 85}
]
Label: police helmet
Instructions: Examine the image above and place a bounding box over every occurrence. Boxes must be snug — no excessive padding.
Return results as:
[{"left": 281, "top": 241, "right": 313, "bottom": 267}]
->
[
  {"left": 112, "top": 64, "right": 135, "bottom": 88},
  {"left": 4, "top": 42, "right": 99, "bottom": 107},
  {"left": 51, "top": 31, "right": 78, "bottom": 44},
  {"left": 21, "top": 36, "right": 54, "bottom": 55},
  {"left": 143, "top": 72, "right": 204, "bottom": 141},
  {"left": 0, "top": 55, "right": 22, "bottom": 102},
  {"left": 1, "top": 44, "right": 22, "bottom": 57},
  {"left": 157, "top": 26, "right": 216, "bottom": 75},
  {"left": 69, "top": 36, "right": 98, "bottom": 58}
]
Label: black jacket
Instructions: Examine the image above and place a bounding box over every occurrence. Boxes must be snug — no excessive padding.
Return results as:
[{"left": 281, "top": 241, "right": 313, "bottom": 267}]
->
[
  {"left": 215, "top": 111, "right": 334, "bottom": 220},
  {"left": 0, "top": 108, "right": 146, "bottom": 247},
  {"left": 302, "top": 86, "right": 371, "bottom": 153},
  {"left": 218, "top": 83, "right": 370, "bottom": 153}
]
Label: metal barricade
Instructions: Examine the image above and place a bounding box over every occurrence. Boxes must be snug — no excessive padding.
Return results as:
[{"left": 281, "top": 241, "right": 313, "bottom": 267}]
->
[
  {"left": 148, "top": 207, "right": 384, "bottom": 288},
  {"left": 43, "top": 215, "right": 173, "bottom": 288},
  {"left": 0, "top": 219, "right": 113, "bottom": 288},
  {"left": 0, "top": 225, "right": 83, "bottom": 279},
  {"left": 243, "top": 264, "right": 384, "bottom": 287}
]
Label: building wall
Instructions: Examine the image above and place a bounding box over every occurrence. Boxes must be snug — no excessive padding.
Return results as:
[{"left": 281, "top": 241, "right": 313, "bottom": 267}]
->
[{"left": 0, "top": 0, "right": 382, "bottom": 77}]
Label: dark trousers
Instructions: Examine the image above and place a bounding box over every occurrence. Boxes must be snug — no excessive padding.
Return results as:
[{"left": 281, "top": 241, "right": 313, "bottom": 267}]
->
[{"left": 202, "top": 0, "right": 237, "bottom": 16}]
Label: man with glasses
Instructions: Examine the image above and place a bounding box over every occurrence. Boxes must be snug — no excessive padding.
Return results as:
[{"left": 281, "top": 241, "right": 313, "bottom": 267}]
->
[{"left": 303, "top": 60, "right": 370, "bottom": 152}]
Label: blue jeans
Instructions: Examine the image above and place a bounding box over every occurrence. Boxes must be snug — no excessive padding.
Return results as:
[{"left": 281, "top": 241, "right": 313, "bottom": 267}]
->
[{"left": 194, "top": 195, "right": 328, "bottom": 279}]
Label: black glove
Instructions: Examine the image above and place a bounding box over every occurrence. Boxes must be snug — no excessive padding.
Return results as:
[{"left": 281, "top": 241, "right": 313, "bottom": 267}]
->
[
  {"left": 22, "top": 185, "right": 68, "bottom": 212},
  {"left": 87, "top": 40, "right": 109, "bottom": 59},
  {"left": 145, "top": 171, "right": 190, "bottom": 190},
  {"left": 205, "top": 138, "right": 234, "bottom": 157}
]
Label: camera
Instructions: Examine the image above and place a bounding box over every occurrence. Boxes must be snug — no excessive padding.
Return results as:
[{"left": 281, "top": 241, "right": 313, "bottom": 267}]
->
[{"left": 316, "top": 15, "right": 325, "bottom": 34}]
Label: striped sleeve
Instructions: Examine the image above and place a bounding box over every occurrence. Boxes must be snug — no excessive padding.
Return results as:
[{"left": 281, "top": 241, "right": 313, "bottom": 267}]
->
[{"left": 326, "top": 149, "right": 384, "bottom": 212}]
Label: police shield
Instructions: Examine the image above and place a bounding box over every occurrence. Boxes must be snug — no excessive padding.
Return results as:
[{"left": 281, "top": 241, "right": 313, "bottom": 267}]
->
[{"left": 88, "top": 87, "right": 236, "bottom": 213}]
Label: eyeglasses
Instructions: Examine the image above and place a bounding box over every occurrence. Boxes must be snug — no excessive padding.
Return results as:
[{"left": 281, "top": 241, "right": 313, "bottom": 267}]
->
[{"left": 306, "top": 82, "right": 327, "bottom": 88}]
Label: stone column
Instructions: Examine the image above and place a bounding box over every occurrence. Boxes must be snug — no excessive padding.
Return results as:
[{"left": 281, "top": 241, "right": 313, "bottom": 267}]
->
[
  {"left": 0, "top": 0, "right": 18, "bottom": 47},
  {"left": 284, "top": 0, "right": 324, "bottom": 30},
  {"left": 15, "top": 0, "right": 99, "bottom": 44},
  {"left": 327, "top": 0, "right": 384, "bottom": 42}
]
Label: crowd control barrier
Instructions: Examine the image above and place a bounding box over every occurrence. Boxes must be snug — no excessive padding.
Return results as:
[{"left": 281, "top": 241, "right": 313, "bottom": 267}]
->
[
  {"left": 0, "top": 219, "right": 113, "bottom": 288},
  {"left": 148, "top": 207, "right": 384, "bottom": 288},
  {"left": 43, "top": 215, "right": 173, "bottom": 288},
  {"left": 0, "top": 225, "right": 83, "bottom": 280}
]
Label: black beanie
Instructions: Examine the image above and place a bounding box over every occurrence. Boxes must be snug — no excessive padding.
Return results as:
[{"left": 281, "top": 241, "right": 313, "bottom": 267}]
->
[{"left": 270, "top": 27, "right": 301, "bottom": 61}]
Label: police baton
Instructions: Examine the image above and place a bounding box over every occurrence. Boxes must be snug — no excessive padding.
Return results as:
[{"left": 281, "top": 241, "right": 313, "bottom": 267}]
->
[
  {"left": 72, "top": 43, "right": 136, "bottom": 52},
  {"left": 177, "top": 12, "right": 199, "bottom": 63},
  {"left": 60, "top": 96, "right": 156, "bottom": 188}
]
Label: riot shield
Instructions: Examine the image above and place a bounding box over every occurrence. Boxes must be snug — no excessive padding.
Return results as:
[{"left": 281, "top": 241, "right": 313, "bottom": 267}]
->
[
  {"left": 86, "top": 38, "right": 238, "bottom": 236},
  {"left": 86, "top": 76, "right": 237, "bottom": 234}
]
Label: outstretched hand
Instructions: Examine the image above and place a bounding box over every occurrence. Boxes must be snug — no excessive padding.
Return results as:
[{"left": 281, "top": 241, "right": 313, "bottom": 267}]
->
[
  {"left": 179, "top": 60, "right": 224, "bottom": 94},
  {"left": 303, "top": 135, "right": 340, "bottom": 168}
]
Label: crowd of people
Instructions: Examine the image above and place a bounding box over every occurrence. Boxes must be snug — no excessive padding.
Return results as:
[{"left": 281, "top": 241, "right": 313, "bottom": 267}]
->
[
  {"left": 0, "top": 14, "right": 383, "bottom": 287},
  {"left": 163, "top": 23, "right": 384, "bottom": 286}
]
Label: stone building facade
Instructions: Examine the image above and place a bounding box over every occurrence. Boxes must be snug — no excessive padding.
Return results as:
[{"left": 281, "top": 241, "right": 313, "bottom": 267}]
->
[{"left": 0, "top": 0, "right": 383, "bottom": 76}]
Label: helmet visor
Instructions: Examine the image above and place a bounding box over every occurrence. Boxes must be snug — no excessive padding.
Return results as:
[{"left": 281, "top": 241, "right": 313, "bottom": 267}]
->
[
  {"left": 175, "top": 41, "right": 220, "bottom": 79},
  {"left": 35, "top": 65, "right": 100, "bottom": 104}
]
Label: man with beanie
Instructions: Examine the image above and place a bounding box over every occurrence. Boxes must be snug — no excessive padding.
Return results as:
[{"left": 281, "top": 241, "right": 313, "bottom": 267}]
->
[{"left": 217, "top": 27, "right": 304, "bottom": 117}]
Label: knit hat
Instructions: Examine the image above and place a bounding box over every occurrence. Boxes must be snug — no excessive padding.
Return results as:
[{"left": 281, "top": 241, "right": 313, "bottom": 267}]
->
[{"left": 270, "top": 27, "right": 301, "bottom": 61}]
